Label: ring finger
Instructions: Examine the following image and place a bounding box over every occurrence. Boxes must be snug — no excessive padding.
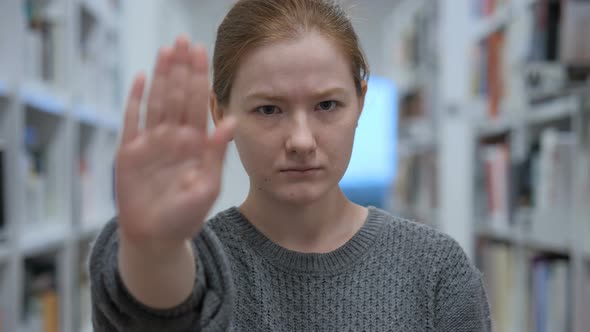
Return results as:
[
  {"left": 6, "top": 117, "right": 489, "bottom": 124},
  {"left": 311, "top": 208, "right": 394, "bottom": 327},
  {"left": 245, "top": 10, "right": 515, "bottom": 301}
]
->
[{"left": 146, "top": 47, "right": 172, "bottom": 129}]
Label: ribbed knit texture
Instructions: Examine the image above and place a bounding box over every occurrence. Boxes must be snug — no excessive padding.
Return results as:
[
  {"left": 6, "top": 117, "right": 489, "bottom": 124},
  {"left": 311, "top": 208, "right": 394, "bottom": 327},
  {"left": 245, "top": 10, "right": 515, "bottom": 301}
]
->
[{"left": 90, "top": 206, "right": 492, "bottom": 331}]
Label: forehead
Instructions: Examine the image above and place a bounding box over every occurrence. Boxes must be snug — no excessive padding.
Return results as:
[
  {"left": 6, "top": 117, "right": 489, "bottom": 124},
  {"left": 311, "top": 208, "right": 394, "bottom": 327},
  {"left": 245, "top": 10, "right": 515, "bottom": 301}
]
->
[{"left": 231, "top": 31, "right": 355, "bottom": 100}]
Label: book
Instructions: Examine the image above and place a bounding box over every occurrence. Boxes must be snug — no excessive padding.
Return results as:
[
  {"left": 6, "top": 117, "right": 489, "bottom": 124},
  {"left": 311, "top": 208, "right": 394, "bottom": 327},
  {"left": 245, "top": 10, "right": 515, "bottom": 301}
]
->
[
  {"left": 476, "top": 241, "right": 526, "bottom": 332},
  {"left": 0, "top": 143, "right": 5, "bottom": 235},
  {"left": 478, "top": 243, "right": 571, "bottom": 332},
  {"left": 582, "top": 267, "right": 590, "bottom": 330},
  {"left": 532, "top": 129, "right": 575, "bottom": 245},
  {"left": 577, "top": 152, "right": 590, "bottom": 255},
  {"left": 472, "top": 0, "right": 512, "bottom": 19},
  {"left": 22, "top": 0, "right": 67, "bottom": 86},
  {"left": 23, "top": 126, "right": 47, "bottom": 225},
  {"left": 392, "top": 151, "right": 438, "bottom": 226},
  {"left": 529, "top": 0, "right": 562, "bottom": 62},
  {"left": 471, "top": 29, "right": 510, "bottom": 118},
  {"left": 531, "top": 257, "right": 570, "bottom": 332},
  {"left": 484, "top": 242, "right": 511, "bottom": 330},
  {"left": 560, "top": 0, "right": 590, "bottom": 65},
  {"left": 471, "top": 0, "right": 590, "bottom": 115},
  {"left": 488, "top": 30, "right": 505, "bottom": 118},
  {"left": 78, "top": 242, "right": 92, "bottom": 329},
  {"left": 76, "top": 241, "right": 92, "bottom": 331},
  {"left": 22, "top": 255, "right": 59, "bottom": 332},
  {"left": 476, "top": 143, "right": 511, "bottom": 230}
]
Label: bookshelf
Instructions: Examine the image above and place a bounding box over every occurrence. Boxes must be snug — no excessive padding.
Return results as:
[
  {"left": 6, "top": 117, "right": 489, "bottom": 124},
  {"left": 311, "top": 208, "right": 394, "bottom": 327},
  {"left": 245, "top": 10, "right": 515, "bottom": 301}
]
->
[
  {"left": 20, "top": 252, "right": 62, "bottom": 332},
  {"left": 0, "top": 0, "right": 123, "bottom": 331},
  {"left": 73, "top": 238, "right": 92, "bottom": 332},
  {"left": 0, "top": 262, "right": 10, "bottom": 332},
  {"left": 385, "top": 0, "right": 440, "bottom": 228},
  {"left": 386, "top": 0, "right": 590, "bottom": 331}
]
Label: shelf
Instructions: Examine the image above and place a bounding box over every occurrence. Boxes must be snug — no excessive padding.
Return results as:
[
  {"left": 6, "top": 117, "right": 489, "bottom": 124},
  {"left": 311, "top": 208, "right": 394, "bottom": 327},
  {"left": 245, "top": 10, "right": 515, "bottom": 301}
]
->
[
  {"left": 474, "top": 95, "right": 579, "bottom": 137},
  {"left": 524, "top": 235, "right": 571, "bottom": 256},
  {"left": 398, "top": 118, "right": 436, "bottom": 154},
  {"left": 75, "top": 104, "right": 101, "bottom": 127},
  {"left": 473, "top": 4, "right": 514, "bottom": 41},
  {"left": 74, "top": 105, "right": 121, "bottom": 132},
  {"left": 476, "top": 223, "right": 517, "bottom": 242},
  {"left": 19, "top": 223, "right": 70, "bottom": 256},
  {"left": 526, "top": 95, "right": 579, "bottom": 126},
  {"left": 398, "top": 137, "right": 436, "bottom": 157},
  {"left": 469, "top": 98, "right": 517, "bottom": 138},
  {"left": 476, "top": 116, "right": 517, "bottom": 138},
  {"left": 476, "top": 224, "right": 571, "bottom": 255},
  {"left": 20, "top": 81, "right": 68, "bottom": 116}
]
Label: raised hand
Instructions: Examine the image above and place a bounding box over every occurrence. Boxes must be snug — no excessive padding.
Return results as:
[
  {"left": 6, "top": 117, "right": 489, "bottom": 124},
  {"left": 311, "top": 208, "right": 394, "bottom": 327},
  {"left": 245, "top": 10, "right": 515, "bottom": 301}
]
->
[{"left": 115, "top": 35, "right": 235, "bottom": 248}]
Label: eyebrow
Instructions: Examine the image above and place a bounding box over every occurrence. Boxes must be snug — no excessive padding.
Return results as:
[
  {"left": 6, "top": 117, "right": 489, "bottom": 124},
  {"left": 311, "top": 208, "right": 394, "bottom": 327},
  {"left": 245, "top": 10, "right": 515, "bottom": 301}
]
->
[{"left": 244, "top": 87, "right": 349, "bottom": 102}]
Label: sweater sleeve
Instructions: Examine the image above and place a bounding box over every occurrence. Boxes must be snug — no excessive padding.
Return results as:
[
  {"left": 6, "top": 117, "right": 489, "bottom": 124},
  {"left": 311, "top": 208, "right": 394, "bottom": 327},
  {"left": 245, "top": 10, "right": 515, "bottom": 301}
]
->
[
  {"left": 433, "top": 236, "right": 492, "bottom": 332},
  {"left": 88, "top": 217, "right": 234, "bottom": 332}
]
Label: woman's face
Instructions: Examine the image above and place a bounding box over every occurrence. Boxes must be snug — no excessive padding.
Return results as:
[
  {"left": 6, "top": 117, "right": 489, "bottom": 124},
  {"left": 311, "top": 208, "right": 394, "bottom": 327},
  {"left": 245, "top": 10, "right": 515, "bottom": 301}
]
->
[{"left": 223, "top": 31, "right": 366, "bottom": 204}]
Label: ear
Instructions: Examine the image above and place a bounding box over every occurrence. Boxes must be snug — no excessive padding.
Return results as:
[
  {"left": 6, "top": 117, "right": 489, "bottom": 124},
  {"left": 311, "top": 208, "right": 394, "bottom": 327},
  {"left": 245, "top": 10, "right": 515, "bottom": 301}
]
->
[
  {"left": 209, "top": 90, "right": 235, "bottom": 141},
  {"left": 359, "top": 79, "right": 368, "bottom": 112},
  {"left": 356, "top": 79, "right": 368, "bottom": 127},
  {"left": 209, "top": 90, "right": 223, "bottom": 126}
]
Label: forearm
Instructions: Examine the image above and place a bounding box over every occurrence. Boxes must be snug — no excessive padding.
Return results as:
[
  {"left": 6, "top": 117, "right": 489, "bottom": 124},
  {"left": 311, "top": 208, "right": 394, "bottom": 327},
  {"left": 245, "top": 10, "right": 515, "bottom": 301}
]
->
[
  {"left": 118, "top": 232, "right": 197, "bottom": 309},
  {"left": 91, "top": 218, "right": 233, "bottom": 332}
]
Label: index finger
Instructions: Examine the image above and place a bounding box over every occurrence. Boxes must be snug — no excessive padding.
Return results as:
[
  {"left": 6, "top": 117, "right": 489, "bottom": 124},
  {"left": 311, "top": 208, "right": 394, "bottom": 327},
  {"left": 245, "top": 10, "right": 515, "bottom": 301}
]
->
[
  {"left": 122, "top": 73, "right": 146, "bottom": 145},
  {"left": 185, "top": 45, "right": 210, "bottom": 133}
]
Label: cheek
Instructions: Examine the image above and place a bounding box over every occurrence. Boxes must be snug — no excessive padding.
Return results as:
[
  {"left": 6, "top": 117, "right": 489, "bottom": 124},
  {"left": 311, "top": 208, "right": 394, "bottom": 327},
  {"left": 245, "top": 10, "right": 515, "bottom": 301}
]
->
[
  {"left": 233, "top": 129, "right": 277, "bottom": 176},
  {"left": 322, "top": 121, "right": 357, "bottom": 172},
  {"left": 322, "top": 119, "right": 356, "bottom": 152}
]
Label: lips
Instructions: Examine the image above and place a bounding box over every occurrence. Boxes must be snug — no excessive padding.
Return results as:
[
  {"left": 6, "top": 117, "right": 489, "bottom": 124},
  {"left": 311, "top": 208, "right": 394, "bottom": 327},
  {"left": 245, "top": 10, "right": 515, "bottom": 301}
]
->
[{"left": 280, "top": 167, "right": 321, "bottom": 172}]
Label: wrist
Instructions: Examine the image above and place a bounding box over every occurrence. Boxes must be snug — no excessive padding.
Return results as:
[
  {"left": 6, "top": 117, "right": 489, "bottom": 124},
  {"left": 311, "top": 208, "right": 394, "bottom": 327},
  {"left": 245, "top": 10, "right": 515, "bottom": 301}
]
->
[{"left": 119, "top": 228, "right": 193, "bottom": 263}]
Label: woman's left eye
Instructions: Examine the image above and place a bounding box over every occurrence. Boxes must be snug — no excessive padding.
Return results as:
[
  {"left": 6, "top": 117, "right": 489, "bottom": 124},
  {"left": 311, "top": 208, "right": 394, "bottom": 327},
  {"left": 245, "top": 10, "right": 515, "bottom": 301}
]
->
[
  {"left": 316, "top": 100, "right": 337, "bottom": 112},
  {"left": 256, "top": 105, "right": 280, "bottom": 116}
]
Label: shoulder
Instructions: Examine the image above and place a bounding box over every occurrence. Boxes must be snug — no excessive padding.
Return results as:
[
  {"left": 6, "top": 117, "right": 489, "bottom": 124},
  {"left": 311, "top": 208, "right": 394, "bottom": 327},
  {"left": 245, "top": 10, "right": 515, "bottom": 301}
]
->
[
  {"left": 376, "top": 210, "right": 491, "bottom": 330},
  {"left": 372, "top": 207, "right": 481, "bottom": 283},
  {"left": 374, "top": 207, "right": 469, "bottom": 262},
  {"left": 205, "top": 207, "right": 241, "bottom": 238},
  {"left": 203, "top": 207, "right": 249, "bottom": 255}
]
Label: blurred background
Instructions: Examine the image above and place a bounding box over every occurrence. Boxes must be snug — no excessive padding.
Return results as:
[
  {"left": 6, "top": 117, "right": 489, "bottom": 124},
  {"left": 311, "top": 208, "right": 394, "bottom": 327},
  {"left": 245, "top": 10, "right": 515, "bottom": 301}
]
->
[{"left": 0, "top": 0, "right": 589, "bottom": 331}]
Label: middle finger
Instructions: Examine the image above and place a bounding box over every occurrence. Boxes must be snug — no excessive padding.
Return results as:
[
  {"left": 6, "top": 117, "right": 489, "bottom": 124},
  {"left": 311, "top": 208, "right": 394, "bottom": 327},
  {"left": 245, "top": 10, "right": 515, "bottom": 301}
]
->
[{"left": 164, "top": 36, "right": 192, "bottom": 125}]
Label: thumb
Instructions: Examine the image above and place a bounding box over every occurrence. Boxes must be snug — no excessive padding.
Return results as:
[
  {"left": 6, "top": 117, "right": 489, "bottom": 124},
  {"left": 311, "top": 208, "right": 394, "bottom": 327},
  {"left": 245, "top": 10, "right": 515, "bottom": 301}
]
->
[{"left": 206, "top": 116, "right": 237, "bottom": 166}]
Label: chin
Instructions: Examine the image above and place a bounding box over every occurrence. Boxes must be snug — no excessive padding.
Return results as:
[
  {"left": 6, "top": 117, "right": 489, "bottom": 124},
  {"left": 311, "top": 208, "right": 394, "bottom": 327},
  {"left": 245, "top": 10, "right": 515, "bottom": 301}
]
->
[{"left": 272, "top": 183, "right": 335, "bottom": 205}]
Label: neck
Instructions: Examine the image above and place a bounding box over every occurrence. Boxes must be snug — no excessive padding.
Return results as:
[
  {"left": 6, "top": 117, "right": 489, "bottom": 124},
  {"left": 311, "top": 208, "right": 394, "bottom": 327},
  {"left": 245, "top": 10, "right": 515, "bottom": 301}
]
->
[{"left": 239, "top": 185, "right": 367, "bottom": 253}]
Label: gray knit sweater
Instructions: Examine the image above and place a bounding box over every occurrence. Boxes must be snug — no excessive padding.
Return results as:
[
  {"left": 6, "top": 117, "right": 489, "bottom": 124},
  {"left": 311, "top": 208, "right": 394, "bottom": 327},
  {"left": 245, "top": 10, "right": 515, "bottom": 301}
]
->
[{"left": 90, "top": 206, "right": 491, "bottom": 331}]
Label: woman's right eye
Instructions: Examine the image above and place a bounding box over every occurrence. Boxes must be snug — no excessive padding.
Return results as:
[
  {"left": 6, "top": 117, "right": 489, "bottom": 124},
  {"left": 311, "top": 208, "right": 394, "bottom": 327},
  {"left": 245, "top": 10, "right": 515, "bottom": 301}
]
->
[{"left": 256, "top": 105, "right": 280, "bottom": 116}]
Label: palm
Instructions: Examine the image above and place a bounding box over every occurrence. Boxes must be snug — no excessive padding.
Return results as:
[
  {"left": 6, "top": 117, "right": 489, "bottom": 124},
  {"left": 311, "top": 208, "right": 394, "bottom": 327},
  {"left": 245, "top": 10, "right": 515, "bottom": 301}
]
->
[{"left": 115, "top": 36, "right": 235, "bottom": 243}]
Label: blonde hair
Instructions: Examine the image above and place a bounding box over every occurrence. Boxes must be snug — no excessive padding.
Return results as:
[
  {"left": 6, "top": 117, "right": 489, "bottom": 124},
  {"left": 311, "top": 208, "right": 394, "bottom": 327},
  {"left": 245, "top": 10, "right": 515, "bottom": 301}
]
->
[{"left": 212, "top": 0, "right": 370, "bottom": 106}]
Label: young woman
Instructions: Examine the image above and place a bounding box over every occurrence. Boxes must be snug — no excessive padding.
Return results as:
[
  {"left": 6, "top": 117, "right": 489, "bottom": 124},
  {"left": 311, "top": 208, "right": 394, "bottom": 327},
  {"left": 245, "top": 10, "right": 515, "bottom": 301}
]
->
[{"left": 90, "top": 0, "right": 491, "bottom": 331}]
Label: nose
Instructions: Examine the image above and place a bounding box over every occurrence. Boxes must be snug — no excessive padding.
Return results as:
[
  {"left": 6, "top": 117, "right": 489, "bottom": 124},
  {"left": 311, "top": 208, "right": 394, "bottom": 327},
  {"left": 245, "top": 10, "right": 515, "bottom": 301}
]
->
[{"left": 285, "top": 111, "right": 316, "bottom": 157}]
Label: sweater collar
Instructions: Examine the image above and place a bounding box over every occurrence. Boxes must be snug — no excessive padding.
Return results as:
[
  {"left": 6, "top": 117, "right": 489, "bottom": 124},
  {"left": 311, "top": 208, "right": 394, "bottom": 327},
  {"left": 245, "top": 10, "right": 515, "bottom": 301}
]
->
[{"left": 223, "top": 206, "right": 386, "bottom": 274}]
